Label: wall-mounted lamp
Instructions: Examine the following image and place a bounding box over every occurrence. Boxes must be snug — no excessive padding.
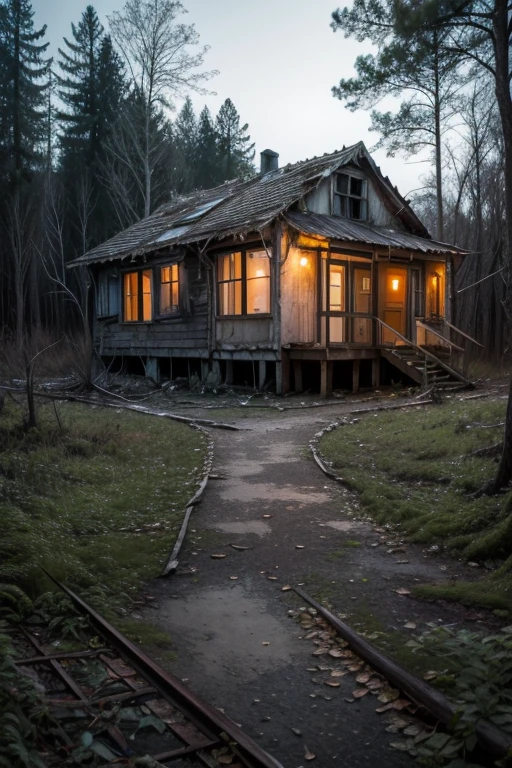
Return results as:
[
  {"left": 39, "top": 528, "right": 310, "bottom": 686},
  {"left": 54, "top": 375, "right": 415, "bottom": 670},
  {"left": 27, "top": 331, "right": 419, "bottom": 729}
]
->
[
  {"left": 300, "top": 256, "right": 308, "bottom": 267},
  {"left": 391, "top": 278, "right": 400, "bottom": 291}
]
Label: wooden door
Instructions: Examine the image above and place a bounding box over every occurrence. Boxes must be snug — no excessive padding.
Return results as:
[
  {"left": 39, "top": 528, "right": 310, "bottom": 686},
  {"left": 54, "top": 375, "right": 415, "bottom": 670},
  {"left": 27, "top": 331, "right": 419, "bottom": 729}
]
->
[
  {"left": 353, "top": 267, "right": 372, "bottom": 343},
  {"left": 382, "top": 267, "right": 407, "bottom": 344}
]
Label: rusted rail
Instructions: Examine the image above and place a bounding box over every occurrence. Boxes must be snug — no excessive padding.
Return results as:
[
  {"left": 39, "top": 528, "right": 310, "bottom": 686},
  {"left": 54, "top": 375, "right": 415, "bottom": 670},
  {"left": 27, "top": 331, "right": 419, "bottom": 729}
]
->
[
  {"left": 294, "top": 586, "right": 512, "bottom": 760},
  {"left": 41, "top": 569, "right": 284, "bottom": 768}
]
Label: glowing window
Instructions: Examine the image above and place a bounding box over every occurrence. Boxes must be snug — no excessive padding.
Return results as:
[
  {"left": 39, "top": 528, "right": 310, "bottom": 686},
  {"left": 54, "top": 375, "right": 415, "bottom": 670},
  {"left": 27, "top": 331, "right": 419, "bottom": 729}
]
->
[
  {"left": 160, "top": 264, "right": 180, "bottom": 315},
  {"left": 123, "top": 270, "right": 152, "bottom": 322},
  {"left": 217, "top": 249, "right": 271, "bottom": 316}
]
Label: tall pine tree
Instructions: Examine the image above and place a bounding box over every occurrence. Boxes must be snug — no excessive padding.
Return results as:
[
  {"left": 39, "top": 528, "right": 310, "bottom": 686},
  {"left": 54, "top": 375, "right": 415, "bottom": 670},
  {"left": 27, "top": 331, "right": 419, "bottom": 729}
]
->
[
  {"left": 194, "top": 105, "right": 218, "bottom": 189},
  {"left": 0, "top": 0, "right": 50, "bottom": 187},
  {"left": 57, "top": 6, "right": 126, "bottom": 250},
  {"left": 215, "top": 98, "right": 254, "bottom": 181}
]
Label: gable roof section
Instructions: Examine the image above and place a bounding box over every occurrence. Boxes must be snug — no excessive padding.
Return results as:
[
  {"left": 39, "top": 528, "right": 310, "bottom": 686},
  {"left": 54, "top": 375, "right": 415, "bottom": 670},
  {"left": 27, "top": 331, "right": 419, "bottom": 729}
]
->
[
  {"left": 285, "top": 211, "right": 464, "bottom": 255},
  {"left": 70, "top": 142, "right": 432, "bottom": 268}
]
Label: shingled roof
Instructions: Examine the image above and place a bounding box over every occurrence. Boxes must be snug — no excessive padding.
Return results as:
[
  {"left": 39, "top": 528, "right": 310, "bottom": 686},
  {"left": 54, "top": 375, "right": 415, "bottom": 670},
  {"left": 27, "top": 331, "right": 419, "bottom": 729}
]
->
[{"left": 69, "top": 142, "right": 436, "bottom": 268}]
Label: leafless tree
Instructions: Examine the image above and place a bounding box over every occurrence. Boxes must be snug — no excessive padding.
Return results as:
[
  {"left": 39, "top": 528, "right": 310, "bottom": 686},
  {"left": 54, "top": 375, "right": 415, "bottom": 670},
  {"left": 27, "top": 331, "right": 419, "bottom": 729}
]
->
[{"left": 108, "top": 0, "right": 216, "bottom": 216}]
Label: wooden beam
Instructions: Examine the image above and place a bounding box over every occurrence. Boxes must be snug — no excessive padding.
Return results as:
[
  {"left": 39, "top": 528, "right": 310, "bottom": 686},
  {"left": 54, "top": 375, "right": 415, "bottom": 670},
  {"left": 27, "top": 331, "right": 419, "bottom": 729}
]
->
[
  {"left": 293, "top": 360, "right": 303, "bottom": 393},
  {"left": 279, "top": 352, "right": 290, "bottom": 395},
  {"left": 320, "top": 360, "right": 333, "bottom": 398},
  {"left": 372, "top": 357, "right": 380, "bottom": 389},
  {"left": 352, "top": 359, "right": 360, "bottom": 394},
  {"left": 258, "top": 360, "right": 266, "bottom": 390}
]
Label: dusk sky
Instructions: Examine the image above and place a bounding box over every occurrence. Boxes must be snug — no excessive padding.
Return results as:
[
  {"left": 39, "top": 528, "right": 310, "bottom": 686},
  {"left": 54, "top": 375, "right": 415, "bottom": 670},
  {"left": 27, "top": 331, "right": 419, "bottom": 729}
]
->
[{"left": 32, "top": 0, "right": 428, "bottom": 197}]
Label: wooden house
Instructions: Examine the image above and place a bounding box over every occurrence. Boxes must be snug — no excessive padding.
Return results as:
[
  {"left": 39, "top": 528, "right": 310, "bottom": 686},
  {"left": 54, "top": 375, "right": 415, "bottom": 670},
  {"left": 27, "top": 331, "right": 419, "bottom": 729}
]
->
[{"left": 70, "top": 142, "right": 471, "bottom": 396}]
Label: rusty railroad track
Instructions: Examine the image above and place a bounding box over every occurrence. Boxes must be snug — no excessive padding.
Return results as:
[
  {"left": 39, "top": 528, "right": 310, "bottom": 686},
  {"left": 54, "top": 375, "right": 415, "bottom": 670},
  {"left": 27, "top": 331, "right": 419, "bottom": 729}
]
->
[{"left": 10, "top": 574, "right": 283, "bottom": 768}]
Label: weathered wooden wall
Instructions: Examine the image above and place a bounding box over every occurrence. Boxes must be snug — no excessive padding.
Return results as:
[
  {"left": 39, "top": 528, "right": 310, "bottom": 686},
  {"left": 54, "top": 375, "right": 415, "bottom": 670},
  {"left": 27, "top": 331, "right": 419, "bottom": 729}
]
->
[
  {"left": 280, "top": 247, "right": 317, "bottom": 345},
  {"left": 94, "top": 250, "right": 210, "bottom": 357}
]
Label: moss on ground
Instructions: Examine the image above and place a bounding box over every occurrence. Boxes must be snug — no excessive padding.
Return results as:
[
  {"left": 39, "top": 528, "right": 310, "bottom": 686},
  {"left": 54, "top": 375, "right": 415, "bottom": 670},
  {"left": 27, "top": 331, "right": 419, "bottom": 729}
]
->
[
  {"left": 319, "top": 398, "right": 512, "bottom": 610},
  {"left": 0, "top": 399, "right": 206, "bottom": 627}
]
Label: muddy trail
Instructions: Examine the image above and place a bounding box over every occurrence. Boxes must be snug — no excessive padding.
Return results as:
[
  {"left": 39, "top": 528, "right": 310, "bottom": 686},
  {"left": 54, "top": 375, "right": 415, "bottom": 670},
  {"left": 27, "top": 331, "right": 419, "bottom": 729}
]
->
[{"left": 139, "top": 393, "right": 497, "bottom": 767}]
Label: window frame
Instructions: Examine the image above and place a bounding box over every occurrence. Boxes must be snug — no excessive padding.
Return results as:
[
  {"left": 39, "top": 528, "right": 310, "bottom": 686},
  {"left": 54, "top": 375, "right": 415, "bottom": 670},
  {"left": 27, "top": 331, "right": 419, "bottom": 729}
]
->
[
  {"left": 122, "top": 268, "right": 153, "bottom": 323},
  {"left": 216, "top": 247, "right": 271, "bottom": 318},
  {"left": 157, "top": 263, "right": 181, "bottom": 318},
  {"left": 333, "top": 172, "right": 368, "bottom": 221}
]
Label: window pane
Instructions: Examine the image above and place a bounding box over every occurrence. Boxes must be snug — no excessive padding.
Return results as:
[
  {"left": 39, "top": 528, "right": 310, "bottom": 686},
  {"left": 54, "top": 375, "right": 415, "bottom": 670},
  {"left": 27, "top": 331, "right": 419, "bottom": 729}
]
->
[
  {"left": 336, "top": 173, "right": 349, "bottom": 194},
  {"left": 233, "top": 252, "right": 242, "bottom": 279},
  {"left": 329, "top": 265, "right": 345, "bottom": 311},
  {"left": 142, "top": 270, "right": 152, "bottom": 321},
  {"left": 351, "top": 177, "right": 363, "bottom": 197},
  {"left": 124, "top": 272, "right": 139, "bottom": 321},
  {"left": 246, "top": 251, "right": 270, "bottom": 279},
  {"left": 160, "top": 265, "right": 179, "bottom": 314}
]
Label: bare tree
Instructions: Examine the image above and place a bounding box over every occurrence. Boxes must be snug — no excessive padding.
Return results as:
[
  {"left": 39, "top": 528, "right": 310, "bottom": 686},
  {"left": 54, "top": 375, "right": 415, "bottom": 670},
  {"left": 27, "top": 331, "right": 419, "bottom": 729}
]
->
[{"left": 108, "top": 0, "right": 216, "bottom": 217}]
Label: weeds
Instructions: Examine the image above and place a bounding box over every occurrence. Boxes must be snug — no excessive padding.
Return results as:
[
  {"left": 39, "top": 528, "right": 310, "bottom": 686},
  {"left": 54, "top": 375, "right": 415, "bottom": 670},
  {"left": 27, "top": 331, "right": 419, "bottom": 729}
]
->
[
  {"left": 319, "top": 399, "right": 512, "bottom": 610},
  {"left": 0, "top": 399, "right": 206, "bottom": 625}
]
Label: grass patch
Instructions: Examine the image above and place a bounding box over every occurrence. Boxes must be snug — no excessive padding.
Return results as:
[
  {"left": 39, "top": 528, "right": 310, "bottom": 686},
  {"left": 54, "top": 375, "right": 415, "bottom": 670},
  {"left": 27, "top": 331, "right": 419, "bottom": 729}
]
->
[
  {"left": 319, "top": 398, "right": 512, "bottom": 609},
  {"left": 0, "top": 399, "right": 206, "bottom": 629}
]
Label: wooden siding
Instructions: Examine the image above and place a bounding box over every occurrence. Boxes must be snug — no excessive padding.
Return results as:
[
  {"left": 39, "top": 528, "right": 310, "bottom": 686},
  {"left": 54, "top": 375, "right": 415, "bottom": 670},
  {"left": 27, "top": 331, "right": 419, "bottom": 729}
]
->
[
  {"left": 93, "top": 251, "right": 209, "bottom": 355},
  {"left": 281, "top": 247, "right": 317, "bottom": 345}
]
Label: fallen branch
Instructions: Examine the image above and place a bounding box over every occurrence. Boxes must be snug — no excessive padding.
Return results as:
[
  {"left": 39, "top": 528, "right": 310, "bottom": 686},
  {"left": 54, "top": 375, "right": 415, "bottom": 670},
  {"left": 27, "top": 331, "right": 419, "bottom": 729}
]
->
[{"left": 464, "top": 441, "right": 503, "bottom": 459}]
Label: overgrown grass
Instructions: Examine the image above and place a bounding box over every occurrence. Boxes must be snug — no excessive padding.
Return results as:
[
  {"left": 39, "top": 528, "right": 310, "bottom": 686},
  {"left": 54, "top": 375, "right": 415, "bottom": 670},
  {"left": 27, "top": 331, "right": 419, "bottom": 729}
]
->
[
  {"left": 319, "top": 398, "right": 512, "bottom": 610},
  {"left": 0, "top": 399, "right": 206, "bottom": 626}
]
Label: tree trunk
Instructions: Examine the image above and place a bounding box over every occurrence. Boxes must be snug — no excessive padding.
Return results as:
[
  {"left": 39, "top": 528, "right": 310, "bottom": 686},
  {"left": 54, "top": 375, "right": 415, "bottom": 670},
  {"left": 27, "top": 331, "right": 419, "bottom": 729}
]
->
[
  {"left": 482, "top": 0, "right": 512, "bottom": 494},
  {"left": 434, "top": 33, "right": 444, "bottom": 242}
]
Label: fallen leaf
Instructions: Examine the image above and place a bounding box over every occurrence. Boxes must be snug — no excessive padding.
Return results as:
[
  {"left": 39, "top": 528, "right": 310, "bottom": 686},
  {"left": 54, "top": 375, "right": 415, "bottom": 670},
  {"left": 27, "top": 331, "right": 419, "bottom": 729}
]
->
[
  {"left": 331, "top": 670, "right": 346, "bottom": 678},
  {"left": 376, "top": 699, "right": 410, "bottom": 713},
  {"left": 267, "top": 576, "right": 278, "bottom": 581},
  {"left": 389, "top": 741, "right": 410, "bottom": 752},
  {"left": 394, "top": 588, "right": 411, "bottom": 596},
  {"left": 324, "top": 680, "right": 340, "bottom": 688},
  {"left": 352, "top": 688, "right": 368, "bottom": 699},
  {"left": 305, "top": 631, "right": 319, "bottom": 640},
  {"left": 262, "top": 514, "right": 272, "bottom": 519},
  {"left": 366, "top": 678, "right": 384, "bottom": 691},
  {"left": 229, "top": 576, "right": 238, "bottom": 580},
  {"left": 217, "top": 756, "right": 234, "bottom": 765},
  {"left": 347, "top": 663, "right": 363, "bottom": 673},
  {"left": 356, "top": 672, "right": 371, "bottom": 684},
  {"left": 262, "top": 642, "right": 270, "bottom": 646},
  {"left": 403, "top": 725, "right": 421, "bottom": 737},
  {"left": 211, "top": 553, "right": 227, "bottom": 559},
  {"left": 304, "top": 746, "right": 316, "bottom": 761},
  {"left": 423, "top": 670, "right": 437, "bottom": 681},
  {"left": 312, "top": 647, "right": 329, "bottom": 656},
  {"left": 296, "top": 545, "right": 305, "bottom": 549},
  {"left": 404, "top": 622, "right": 417, "bottom": 629},
  {"left": 230, "top": 544, "right": 249, "bottom": 551},
  {"left": 328, "top": 649, "right": 344, "bottom": 658},
  {"left": 378, "top": 689, "right": 400, "bottom": 704},
  {"left": 281, "top": 585, "right": 292, "bottom": 592}
]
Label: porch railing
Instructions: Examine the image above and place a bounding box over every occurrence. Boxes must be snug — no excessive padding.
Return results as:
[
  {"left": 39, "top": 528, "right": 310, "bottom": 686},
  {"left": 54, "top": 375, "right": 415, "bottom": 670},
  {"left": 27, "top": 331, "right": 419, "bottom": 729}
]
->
[{"left": 374, "top": 317, "right": 470, "bottom": 385}]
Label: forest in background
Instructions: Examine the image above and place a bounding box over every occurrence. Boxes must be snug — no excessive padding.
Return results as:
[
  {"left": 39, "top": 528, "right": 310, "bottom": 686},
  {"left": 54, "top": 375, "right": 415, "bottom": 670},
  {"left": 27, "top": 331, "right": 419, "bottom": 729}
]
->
[
  {"left": 0, "top": 0, "right": 510, "bottom": 362},
  {"left": 0, "top": 0, "right": 255, "bottom": 349}
]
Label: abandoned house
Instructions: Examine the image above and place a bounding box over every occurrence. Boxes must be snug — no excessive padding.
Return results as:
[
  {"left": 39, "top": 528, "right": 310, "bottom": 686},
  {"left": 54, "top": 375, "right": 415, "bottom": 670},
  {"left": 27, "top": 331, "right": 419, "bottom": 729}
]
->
[{"left": 70, "top": 141, "right": 472, "bottom": 396}]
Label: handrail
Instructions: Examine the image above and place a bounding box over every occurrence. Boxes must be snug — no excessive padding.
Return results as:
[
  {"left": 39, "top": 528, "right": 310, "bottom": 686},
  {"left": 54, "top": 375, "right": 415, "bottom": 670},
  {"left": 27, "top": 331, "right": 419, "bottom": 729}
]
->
[
  {"left": 442, "top": 319, "right": 485, "bottom": 348},
  {"left": 374, "top": 317, "right": 470, "bottom": 384},
  {"left": 415, "top": 320, "right": 464, "bottom": 354}
]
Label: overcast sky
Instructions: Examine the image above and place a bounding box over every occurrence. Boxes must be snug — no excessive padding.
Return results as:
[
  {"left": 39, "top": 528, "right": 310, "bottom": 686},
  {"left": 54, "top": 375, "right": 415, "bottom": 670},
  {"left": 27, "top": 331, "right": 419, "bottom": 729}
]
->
[{"left": 32, "top": 0, "right": 428, "bottom": 197}]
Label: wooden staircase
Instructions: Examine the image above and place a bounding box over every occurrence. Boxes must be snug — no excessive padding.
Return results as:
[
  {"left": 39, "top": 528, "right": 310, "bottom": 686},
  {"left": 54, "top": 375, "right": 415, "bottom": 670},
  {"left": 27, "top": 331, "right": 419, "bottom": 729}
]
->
[
  {"left": 381, "top": 345, "right": 471, "bottom": 390},
  {"left": 376, "top": 318, "right": 475, "bottom": 391}
]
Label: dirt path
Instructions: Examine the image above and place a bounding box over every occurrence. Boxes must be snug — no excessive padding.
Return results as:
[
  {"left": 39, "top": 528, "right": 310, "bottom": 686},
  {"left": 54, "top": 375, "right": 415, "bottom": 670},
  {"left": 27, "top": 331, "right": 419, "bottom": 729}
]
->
[{"left": 145, "top": 397, "right": 493, "bottom": 767}]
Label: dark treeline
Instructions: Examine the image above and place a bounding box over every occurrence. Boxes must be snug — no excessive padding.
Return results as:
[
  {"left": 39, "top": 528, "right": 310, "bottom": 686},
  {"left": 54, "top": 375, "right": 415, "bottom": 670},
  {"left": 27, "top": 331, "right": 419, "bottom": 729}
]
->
[{"left": 0, "top": 0, "right": 254, "bottom": 346}]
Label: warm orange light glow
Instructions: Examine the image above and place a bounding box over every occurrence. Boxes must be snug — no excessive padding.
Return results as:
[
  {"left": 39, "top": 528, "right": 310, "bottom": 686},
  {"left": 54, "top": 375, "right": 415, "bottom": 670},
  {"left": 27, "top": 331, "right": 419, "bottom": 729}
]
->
[
  {"left": 255, "top": 269, "right": 265, "bottom": 277},
  {"left": 300, "top": 256, "right": 308, "bottom": 267},
  {"left": 391, "top": 278, "right": 400, "bottom": 291}
]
